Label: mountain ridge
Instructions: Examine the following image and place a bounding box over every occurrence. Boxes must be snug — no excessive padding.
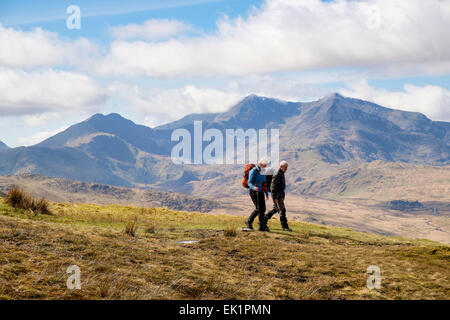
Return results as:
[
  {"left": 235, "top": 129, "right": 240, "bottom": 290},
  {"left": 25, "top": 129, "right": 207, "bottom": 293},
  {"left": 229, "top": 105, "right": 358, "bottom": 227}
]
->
[
  {"left": 0, "top": 94, "right": 448, "bottom": 195},
  {"left": 0, "top": 140, "right": 9, "bottom": 150},
  {"left": 155, "top": 94, "right": 301, "bottom": 131},
  {"left": 37, "top": 112, "right": 171, "bottom": 155}
]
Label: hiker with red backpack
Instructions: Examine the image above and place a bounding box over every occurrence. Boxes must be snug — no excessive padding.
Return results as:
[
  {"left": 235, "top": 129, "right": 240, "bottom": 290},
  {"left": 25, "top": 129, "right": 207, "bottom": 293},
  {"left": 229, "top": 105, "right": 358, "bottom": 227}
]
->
[{"left": 242, "top": 158, "right": 270, "bottom": 232}]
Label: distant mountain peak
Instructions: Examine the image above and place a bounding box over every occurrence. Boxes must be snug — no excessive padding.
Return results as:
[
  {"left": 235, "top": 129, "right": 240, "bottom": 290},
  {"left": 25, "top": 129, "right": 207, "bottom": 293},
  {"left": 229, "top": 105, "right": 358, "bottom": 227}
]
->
[
  {"left": 240, "top": 94, "right": 268, "bottom": 103},
  {"left": 36, "top": 111, "right": 170, "bottom": 155},
  {"left": 212, "top": 93, "right": 301, "bottom": 127},
  {"left": 86, "top": 112, "right": 129, "bottom": 122},
  {"left": 81, "top": 113, "right": 141, "bottom": 132},
  {"left": 244, "top": 93, "right": 264, "bottom": 98},
  {"left": 331, "top": 92, "right": 344, "bottom": 98},
  {"left": 243, "top": 93, "right": 258, "bottom": 99},
  {"left": 319, "top": 92, "right": 345, "bottom": 102},
  {"left": 241, "top": 94, "right": 291, "bottom": 104},
  {"left": 87, "top": 112, "right": 103, "bottom": 119},
  {"left": 0, "top": 140, "right": 9, "bottom": 150},
  {"left": 105, "top": 112, "right": 127, "bottom": 119}
]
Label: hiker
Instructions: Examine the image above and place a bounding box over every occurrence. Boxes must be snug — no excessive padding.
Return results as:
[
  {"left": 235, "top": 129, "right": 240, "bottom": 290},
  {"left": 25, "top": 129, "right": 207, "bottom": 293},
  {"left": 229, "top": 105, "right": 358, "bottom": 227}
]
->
[
  {"left": 265, "top": 161, "right": 292, "bottom": 231},
  {"left": 245, "top": 158, "right": 270, "bottom": 232}
]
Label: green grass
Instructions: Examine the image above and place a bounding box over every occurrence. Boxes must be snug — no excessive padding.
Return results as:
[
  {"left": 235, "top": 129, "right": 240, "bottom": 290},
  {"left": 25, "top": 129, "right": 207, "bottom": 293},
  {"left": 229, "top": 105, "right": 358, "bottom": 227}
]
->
[{"left": 0, "top": 198, "right": 448, "bottom": 300}]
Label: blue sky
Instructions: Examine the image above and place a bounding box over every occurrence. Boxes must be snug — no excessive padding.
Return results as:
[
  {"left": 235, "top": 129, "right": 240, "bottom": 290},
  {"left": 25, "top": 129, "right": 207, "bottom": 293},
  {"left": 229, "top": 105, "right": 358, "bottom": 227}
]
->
[
  {"left": 0, "top": 0, "right": 263, "bottom": 36},
  {"left": 0, "top": 0, "right": 449, "bottom": 147}
]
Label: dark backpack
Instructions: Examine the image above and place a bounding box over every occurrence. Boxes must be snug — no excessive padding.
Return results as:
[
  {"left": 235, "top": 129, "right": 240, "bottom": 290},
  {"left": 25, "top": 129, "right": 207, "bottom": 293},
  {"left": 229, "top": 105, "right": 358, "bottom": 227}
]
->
[
  {"left": 242, "top": 163, "right": 256, "bottom": 188},
  {"left": 265, "top": 174, "right": 273, "bottom": 193}
]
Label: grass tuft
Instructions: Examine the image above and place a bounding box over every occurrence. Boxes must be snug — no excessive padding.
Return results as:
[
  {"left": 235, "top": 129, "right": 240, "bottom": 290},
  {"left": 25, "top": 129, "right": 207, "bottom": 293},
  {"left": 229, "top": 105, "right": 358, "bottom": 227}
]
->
[
  {"left": 144, "top": 223, "right": 156, "bottom": 234},
  {"left": 5, "top": 186, "right": 51, "bottom": 215},
  {"left": 224, "top": 226, "right": 237, "bottom": 237},
  {"left": 124, "top": 216, "right": 138, "bottom": 236}
]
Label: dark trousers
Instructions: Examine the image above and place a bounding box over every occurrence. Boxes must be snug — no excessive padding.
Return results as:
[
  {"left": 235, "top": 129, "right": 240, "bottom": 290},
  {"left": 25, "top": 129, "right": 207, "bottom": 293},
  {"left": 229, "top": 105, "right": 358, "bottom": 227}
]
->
[
  {"left": 266, "top": 195, "right": 289, "bottom": 228},
  {"left": 248, "top": 189, "right": 267, "bottom": 228}
]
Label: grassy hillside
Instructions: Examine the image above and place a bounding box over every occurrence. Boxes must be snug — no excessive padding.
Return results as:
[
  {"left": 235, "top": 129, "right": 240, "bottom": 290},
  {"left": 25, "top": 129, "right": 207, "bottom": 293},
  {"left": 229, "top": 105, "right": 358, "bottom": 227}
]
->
[
  {"left": 213, "top": 194, "right": 450, "bottom": 245},
  {"left": 0, "top": 198, "right": 448, "bottom": 300},
  {"left": 0, "top": 174, "right": 219, "bottom": 213}
]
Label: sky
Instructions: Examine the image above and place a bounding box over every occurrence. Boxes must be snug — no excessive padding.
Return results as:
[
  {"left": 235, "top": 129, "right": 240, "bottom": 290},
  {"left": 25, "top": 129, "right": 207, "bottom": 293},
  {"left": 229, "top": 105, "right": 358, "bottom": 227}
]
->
[{"left": 0, "top": 0, "right": 449, "bottom": 147}]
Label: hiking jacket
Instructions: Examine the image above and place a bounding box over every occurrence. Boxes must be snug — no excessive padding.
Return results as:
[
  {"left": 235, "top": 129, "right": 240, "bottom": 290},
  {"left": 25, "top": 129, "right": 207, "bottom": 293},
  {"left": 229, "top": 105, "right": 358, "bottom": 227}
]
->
[
  {"left": 271, "top": 168, "right": 286, "bottom": 199},
  {"left": 265, "top": 175, "right": 273, "bottom": 193},
  {"left": 248, "top": 166, "right": 268, "bottom": 195}
]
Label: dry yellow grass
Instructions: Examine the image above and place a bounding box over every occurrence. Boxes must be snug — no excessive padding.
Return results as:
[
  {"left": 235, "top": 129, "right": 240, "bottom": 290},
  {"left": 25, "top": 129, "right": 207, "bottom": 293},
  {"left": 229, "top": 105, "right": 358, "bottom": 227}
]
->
[
  {"left": 0, "top": 198, "right": 448, "bottom": 300},
  {"left": 5, "top": 186, "right": 51, "bottom": 215},
  {"left": 213, "top": 194, "right": 450, "bottom": 244}
]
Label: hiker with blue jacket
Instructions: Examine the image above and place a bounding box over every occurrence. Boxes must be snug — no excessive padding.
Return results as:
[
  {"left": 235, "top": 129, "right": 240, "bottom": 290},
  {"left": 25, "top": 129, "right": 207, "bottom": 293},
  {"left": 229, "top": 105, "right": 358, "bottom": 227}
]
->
[{"left": 246, "top": 158, "right": 270, "bottom": 232}]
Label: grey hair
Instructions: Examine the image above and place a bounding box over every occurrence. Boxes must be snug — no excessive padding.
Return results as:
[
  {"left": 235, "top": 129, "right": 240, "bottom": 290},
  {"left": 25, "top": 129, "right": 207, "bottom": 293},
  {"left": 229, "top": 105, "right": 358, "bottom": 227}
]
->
[
  {"left": 280, "top": 160, "right": 288, "bottom": 167},
  {"left": 258, "top": 158, "right": 269, "bottom": 166}
]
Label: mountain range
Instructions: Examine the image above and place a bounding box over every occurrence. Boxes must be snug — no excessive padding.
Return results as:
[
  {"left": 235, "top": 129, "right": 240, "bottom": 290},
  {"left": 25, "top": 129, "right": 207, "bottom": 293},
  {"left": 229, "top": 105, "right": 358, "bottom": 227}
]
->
[{"left": 0, "top": 93, "right": 448, "bottom": 196}]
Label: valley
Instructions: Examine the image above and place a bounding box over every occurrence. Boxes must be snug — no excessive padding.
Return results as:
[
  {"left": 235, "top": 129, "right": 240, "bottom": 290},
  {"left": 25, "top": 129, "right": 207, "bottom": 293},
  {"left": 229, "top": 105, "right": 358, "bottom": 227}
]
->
[{"left": 0, "top": 94, "right": 448, "bottom": 244}]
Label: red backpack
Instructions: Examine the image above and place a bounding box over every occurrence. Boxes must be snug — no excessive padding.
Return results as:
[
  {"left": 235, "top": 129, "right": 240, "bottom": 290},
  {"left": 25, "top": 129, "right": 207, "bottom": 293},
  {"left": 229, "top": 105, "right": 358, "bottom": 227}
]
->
[{"left": 242, "top": 163, "right": 256, "bottom": 188}]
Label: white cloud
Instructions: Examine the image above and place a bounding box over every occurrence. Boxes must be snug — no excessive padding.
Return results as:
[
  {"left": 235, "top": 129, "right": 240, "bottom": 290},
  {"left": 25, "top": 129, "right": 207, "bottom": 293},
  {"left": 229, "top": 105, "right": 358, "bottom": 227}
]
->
[
  {"left": 18, "top": 126, "right": 68, "bottom": 146},
  {"left": 95, "top": 0, "right": 450, "bottom": 78},
  {"left": 23, "top": 113, "right": 62, "bottom": 126},
  {"left": 109, "top": 83, "right": 242, "bottom": 126},
  {"left": 109, "top": 76, "right": 330, "bottom": 126},
  {"left": 0, "top": 67, "right": 107, "bottom": 116},
  {"left": 110, "top": 19, "right": 193, "bottom": 40},
  {"left": 0, "top": 25, "right": 98, "bottom": 69},
  {"left": 109, "top": 76, "right": 449, "bottom": 128},
  {"left": 339, "top": 80, "right": 450, "bottom": 122},
  {"left": 226, "top": 75, "right": 331, "bottom": 102}
]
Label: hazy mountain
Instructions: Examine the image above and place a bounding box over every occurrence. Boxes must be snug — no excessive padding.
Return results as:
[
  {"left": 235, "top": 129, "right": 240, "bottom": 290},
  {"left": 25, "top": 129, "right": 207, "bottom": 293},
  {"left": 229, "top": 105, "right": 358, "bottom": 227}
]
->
[
  {"left": 0, "top": 114, "right": 191, "bottom": 187},
  {"left": 0, "top": 94, "right": 448, "bottom": 195},
  {"left": 38, "top": 113, "right": 170, "bottom": 155},
  {"left": 280, "top": 93, "right": 449, "bottom": 164},
  {"left": 0, "top": 141, "right": 9, "bottom": 150},
  {"left": 157, "top": 93, "right": 449, "bottom": 165},
  {"left": 0, "top": 145, "right": 132, "bottom": 186},
  {"left": 156, "top": 94, "right": 300, "bottom": 131}
]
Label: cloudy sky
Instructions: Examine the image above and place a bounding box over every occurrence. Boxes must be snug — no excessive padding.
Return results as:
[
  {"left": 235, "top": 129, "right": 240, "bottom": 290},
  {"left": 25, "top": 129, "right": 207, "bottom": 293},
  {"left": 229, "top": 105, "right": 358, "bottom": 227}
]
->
[{"left": 0, "top": 0, "right": 449, "bottom": 147}]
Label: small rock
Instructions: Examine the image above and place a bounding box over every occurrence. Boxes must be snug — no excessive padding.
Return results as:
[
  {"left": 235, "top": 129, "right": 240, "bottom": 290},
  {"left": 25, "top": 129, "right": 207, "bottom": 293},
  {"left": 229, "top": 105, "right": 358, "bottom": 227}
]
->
[{"left": 177, "top": 240, "right": 198, "bottom": 244}]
